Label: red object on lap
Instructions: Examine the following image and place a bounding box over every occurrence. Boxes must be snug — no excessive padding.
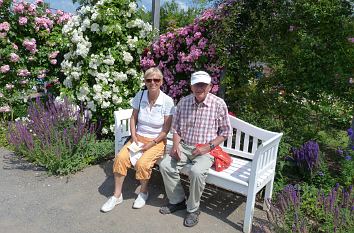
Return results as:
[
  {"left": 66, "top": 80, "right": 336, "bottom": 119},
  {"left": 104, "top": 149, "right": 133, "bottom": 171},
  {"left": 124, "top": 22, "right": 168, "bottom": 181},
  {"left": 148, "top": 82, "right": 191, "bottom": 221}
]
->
[{"left": 195, "top": 144, "right": 232, "bottom": 172}]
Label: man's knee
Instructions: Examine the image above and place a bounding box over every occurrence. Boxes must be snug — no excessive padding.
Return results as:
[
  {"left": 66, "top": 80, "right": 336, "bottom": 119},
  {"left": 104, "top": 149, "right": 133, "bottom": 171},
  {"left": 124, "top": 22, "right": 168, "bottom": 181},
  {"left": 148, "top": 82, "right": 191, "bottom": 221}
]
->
[
  {"left": 189, "top": 166, "right": 205, "bottom": 180},
  {"left": 159, "top": 156, "right": 174, "bottom": 173}
]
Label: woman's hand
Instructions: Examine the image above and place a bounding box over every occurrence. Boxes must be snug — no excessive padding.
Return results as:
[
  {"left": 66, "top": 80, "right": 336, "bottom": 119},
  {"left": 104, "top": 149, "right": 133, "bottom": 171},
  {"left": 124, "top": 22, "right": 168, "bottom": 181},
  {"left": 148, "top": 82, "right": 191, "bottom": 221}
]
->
[
  {"left": 141, "top": 141, "right": 155, "bottom": 152},
  {"left": 132, "top": 134, "right": 139, "bottom": 145}
]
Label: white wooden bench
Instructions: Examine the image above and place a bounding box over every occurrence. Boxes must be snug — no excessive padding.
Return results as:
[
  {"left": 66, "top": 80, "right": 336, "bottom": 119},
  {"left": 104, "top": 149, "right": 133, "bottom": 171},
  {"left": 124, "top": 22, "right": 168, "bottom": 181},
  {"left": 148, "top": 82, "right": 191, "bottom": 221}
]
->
[{"left": 114, "top": 109, "right": 283, "bottom": 233}]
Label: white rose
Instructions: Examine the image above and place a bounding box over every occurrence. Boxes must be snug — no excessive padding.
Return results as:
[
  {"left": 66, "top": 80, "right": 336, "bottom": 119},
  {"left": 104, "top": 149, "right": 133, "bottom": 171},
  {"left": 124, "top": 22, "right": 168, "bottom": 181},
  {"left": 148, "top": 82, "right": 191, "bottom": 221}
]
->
[
  {"left": 101, "top": 101, "right": 110, "bottom": 109},
  {"left": 93, "top": 84, "right": 102, "bottom": 93},
  {"left": 122, "top": 51, "right": 133, "bottom": 64},
  {"left": 91, "top": 23, "right": 100, "bottom": 32},
  {"left": 102, "top": 127, "right": 108, "bottom": 134}
]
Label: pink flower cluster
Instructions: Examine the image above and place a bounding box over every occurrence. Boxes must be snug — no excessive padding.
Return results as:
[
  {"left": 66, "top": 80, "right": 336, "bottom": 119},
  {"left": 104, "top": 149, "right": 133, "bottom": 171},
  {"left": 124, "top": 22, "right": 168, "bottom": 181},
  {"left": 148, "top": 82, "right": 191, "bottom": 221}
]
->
[
  {"left": 17, "top": 69, "right": 31, "bottom": 77},
  {"left": 0, "top": 22, "right": 10, "bottom": 32},
  {"left": 19, "top": 17, "right": 28, "bottom": 25},
  {"left": 38, "top": 69, "right": 47, "bottom": 79},
  {"left": 10, "top": 53, "right": 20, "bottom": 62},
  {"left": 35, "top": 16, "right": 54, "bottom": 32},
  {"left": 23, "top": 38, "right": 37, "bottom": 54},
  {"left": 0, "top": 65, "right": 10, "bottom": 73},
  {"left": 141, "top": 8, "right": 223, "bottom": 100}
]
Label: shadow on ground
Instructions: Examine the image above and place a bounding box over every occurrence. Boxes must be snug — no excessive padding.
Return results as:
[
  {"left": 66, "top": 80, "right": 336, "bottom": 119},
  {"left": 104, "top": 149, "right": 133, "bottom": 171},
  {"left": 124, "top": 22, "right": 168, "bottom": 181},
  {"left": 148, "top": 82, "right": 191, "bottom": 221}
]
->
[{"left": 98, "top": 159, "right": 267, "bottom": 232}]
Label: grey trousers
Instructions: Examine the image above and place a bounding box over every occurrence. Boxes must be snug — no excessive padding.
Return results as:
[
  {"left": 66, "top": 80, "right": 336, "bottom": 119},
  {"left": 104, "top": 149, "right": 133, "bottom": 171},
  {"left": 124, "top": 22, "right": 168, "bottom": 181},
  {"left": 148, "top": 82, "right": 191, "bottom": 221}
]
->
[{"left": 159, "top": 142, "right": 214, "bottom": 213}]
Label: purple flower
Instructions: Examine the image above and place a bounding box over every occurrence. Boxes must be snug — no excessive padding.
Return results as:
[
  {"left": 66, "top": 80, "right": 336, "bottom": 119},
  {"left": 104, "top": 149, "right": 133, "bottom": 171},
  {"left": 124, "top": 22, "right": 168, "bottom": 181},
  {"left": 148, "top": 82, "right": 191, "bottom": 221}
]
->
[
  {"left": 348, "top": 37, "right": 354, "bottom": 43},
  {"left": 345, "top": 155, "right": 352, "bottom": 161},
  {"left": 348, "top": 128, "right": 353, "bottom": 136}
]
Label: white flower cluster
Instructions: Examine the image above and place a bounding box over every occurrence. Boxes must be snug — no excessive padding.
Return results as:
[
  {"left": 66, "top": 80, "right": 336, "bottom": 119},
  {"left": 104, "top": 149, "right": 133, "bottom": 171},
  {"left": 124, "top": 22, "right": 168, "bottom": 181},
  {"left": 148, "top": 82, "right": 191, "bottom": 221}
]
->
[{"left": 60, "top": 0, "right": 152, "bottom": 134}]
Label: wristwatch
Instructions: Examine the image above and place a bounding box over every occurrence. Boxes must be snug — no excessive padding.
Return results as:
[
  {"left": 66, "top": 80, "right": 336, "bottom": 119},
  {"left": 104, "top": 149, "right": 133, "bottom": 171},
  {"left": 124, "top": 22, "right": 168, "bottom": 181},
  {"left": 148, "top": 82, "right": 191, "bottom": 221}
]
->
[{"left": 209, "top": 142, "right": 215, "bottom": 150}]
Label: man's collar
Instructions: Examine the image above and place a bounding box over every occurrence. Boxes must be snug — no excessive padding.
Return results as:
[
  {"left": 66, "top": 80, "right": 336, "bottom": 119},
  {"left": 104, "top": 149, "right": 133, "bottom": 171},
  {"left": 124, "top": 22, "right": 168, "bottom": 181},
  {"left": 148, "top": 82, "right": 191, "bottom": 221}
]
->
[{"left": 191, "top": 93, "right": 212, "bottom": 106}]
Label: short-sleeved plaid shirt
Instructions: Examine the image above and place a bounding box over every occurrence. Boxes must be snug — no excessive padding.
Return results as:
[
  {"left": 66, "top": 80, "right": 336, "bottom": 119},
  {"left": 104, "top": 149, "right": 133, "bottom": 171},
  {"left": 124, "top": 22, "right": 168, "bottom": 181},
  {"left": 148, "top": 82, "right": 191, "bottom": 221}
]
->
[{"left": 172, "top": 93, "right": 232, "bottom": 145}]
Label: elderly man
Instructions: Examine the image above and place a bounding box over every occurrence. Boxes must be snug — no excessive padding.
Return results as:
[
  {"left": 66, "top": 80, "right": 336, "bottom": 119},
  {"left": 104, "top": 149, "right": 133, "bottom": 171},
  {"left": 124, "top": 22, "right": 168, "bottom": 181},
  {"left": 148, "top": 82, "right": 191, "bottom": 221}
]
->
[{"left": 159, "top": 71, "right": 232, "bottom": 227}]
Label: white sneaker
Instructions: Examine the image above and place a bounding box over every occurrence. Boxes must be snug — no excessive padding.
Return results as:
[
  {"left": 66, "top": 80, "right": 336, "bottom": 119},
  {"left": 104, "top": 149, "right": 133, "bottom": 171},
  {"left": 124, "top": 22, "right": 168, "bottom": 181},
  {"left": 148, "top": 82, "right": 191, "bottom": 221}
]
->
[
  {"left": 133, "top": 192, "right": 149, "bottom": 209},
  {"left": 101, "top": 194, "right": 123, "bottom": 212}
]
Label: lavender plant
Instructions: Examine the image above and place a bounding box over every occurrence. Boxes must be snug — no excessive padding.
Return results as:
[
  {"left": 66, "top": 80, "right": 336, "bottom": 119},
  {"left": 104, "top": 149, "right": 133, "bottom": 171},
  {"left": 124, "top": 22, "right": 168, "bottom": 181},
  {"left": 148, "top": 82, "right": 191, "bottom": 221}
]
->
[
  {"left": 291, "top": 140, "right": 320, "bottom": 174},
  {"left": 263, "top": 184, "right": 354, "bottom": 233},
  {"left": 7, "top": 96, "right": 114, "bottom": 175}
]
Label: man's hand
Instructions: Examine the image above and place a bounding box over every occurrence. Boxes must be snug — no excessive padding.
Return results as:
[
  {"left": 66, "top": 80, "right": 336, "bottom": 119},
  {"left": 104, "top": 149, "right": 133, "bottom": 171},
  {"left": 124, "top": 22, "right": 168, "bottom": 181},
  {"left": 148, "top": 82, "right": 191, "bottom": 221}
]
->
[
  {"left": 169, "top": 145, "right": 181, "bottom": 160},
  {"left": 192, "top": 144, "right": 210, "bottom": 156}
]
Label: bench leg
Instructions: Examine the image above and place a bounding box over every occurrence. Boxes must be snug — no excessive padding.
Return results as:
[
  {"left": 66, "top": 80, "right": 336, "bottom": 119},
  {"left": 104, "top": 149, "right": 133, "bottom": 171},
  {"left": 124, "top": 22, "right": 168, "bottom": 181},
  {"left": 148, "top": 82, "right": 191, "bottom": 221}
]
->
[
  {"left": 263, "top": 177, "right": 274, "bottom": 210},
  {"left": 243, "top": 191, "right": 256, "bottom": 233}
]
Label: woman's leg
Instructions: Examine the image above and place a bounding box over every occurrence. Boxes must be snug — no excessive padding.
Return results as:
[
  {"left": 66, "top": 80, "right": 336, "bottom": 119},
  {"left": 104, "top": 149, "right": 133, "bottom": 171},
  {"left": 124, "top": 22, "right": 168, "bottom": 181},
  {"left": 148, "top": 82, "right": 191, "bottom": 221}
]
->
[
  {"left": 113, "top": 173, "right": 126, "bottom": 197},
  {"left": 112, "top": 140, "right": 132, "bottom": 195}
]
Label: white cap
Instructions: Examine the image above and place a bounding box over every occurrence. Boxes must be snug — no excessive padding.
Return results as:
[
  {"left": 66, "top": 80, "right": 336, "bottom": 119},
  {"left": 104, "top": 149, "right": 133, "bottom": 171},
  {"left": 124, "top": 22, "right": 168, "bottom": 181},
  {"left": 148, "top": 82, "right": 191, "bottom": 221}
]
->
[{"left": 191, "top": 71, "right": 211, "bottom": 85}]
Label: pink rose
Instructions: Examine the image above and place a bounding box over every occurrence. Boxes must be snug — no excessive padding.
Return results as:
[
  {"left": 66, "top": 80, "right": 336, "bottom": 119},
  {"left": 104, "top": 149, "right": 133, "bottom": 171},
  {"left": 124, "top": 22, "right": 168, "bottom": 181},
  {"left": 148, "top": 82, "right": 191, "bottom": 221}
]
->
[
  {"left": 12, "top": 43, "right": 18, "bottom": 50},
  {"left": 50, "top": 59, "right": 57, "bottom": 65},
  {"left": 10, "top": 53, "right": 20, "bottom": 62},
  {"left": 17, "top": 69, "right": 31, "bottom": 77},
  {"left": 49, "top": 51, "right": 59, "bottom": 59},
  {"left": 0, "top": 106, "right": 11, "bottom": 113},
  {"left": 19, "top": 80, "right": 28, "bottom": 85},
  {"left": 19, "top": 17, "right": 28, "bottom": 25},
  {"left": 5, "top": 84, "right": 14, "bottom": 90},
  {"left": 13, "top": 3, "right": 25, "bottom": 14},
  {"left": 0, "top": 65, "right": 10, "bottom": 73},
  {"left": 0, "top": 22, "right": 10, "bottom": 32}
]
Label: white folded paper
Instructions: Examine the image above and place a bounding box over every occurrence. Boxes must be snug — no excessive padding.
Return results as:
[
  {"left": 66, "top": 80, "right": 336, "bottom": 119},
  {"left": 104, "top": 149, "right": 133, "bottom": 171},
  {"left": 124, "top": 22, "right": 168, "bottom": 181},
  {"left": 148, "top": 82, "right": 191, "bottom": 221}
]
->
[
  {"left": 128, "top": 141, "right": 143, "bottom": 153},
  {"left": 128, "top": 142, "right": 144, "bottom": 166}
]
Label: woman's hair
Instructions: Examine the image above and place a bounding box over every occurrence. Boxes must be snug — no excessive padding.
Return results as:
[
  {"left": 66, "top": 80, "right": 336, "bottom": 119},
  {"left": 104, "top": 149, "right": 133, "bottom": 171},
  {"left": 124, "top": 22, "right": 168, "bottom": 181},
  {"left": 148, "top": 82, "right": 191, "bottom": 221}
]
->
[{"left": 144, "top": 67, "right": 163, "bottom": 80}]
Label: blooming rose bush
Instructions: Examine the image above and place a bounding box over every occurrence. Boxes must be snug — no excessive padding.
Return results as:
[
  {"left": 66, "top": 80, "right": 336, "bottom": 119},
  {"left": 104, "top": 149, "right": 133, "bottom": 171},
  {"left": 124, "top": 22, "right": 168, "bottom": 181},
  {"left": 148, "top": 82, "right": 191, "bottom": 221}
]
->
[
  {"left": 140, "top": 8, "right": 223, "bottom": 100},
  {"left": 60, "top": 0, "right": 152, "bottom": 135},
  {"left": 0, "top": 0, "right": 71, "bottom": 118}
]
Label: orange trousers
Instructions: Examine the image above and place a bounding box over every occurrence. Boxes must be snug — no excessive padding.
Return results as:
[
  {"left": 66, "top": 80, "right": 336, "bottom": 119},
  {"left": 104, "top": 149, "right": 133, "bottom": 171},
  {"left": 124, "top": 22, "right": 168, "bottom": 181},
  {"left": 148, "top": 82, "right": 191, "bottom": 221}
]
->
[{"left": 113, "top": 134, "right": 166, "bottom": 180}]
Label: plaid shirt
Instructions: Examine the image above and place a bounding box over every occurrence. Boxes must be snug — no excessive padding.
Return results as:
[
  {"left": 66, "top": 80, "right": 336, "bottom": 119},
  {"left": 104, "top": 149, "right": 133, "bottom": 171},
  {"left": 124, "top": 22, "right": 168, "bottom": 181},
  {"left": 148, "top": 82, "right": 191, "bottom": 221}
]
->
[{"left": 172, "top": 93, "right": 232, "bottom": 145}]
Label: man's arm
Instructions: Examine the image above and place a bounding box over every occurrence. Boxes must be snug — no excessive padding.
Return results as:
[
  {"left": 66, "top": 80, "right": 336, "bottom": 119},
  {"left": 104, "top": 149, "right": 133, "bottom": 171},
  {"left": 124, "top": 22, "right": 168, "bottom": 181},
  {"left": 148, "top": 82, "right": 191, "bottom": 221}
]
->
[{"left": 192, "top": 135, "right": 226, "bottom": 156}]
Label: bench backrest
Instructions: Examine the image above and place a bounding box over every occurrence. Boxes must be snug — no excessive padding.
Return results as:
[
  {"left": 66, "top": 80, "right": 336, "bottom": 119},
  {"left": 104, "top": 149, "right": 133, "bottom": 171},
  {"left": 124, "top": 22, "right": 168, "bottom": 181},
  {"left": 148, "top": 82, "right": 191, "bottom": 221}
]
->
[{"left": 114, "top": 109, "right": 282, "bottom": 161}]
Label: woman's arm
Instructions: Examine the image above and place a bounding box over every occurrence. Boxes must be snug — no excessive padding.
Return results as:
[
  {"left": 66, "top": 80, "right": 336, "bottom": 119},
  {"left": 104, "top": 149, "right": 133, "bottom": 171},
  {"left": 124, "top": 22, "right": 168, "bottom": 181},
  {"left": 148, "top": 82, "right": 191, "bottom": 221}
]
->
[{"left": 130, "top": 109, "right": 139, "bottom": 144}]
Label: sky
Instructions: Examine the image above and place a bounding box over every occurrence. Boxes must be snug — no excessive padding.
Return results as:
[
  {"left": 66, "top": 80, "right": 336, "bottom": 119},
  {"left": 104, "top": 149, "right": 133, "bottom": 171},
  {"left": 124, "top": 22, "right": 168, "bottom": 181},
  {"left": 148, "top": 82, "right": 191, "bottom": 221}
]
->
[{"left": 41, "top": 0, "right": 193, "bottom": 13}]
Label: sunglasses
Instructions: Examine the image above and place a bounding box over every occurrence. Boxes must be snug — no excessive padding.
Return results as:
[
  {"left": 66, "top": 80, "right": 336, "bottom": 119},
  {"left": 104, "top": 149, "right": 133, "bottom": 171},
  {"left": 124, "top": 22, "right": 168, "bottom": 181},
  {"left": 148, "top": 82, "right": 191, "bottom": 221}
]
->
[{"left": 145, "top": 79, "right": 162, "bottom": 83}]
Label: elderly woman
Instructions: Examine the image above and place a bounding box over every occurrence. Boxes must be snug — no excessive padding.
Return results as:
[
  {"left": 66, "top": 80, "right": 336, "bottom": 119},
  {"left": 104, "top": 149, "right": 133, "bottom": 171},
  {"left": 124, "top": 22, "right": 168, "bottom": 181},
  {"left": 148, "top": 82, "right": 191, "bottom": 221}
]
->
[{"left": 101, "top": 67, "right": 174, "bottom": 211}]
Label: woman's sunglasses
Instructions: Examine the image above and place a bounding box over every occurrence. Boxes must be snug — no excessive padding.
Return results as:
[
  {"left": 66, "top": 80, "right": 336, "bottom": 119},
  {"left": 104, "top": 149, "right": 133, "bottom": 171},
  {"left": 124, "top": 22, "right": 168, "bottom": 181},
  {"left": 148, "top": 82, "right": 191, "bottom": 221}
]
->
[{"left": 145, "top": 79, "right": 162, "bottom": 83}]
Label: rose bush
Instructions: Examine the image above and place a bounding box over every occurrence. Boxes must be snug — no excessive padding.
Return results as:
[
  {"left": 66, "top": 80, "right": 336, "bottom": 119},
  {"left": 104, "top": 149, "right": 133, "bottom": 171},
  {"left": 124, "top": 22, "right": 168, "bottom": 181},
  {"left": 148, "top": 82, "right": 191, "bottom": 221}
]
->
[
  {"left": 60, "top": 0, "right": 152, "bottom": 135},
  {"left": 0, "top": 0, "right": 71, "bottom": 118},
  {"left": 140, "top": 8, "right": 223, "bottom": 101}
]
